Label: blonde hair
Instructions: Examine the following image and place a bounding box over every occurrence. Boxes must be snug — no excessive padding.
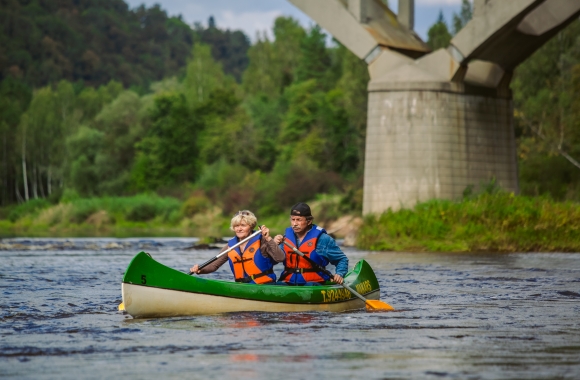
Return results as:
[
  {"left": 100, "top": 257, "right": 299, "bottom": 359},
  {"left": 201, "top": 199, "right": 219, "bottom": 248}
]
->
[{"left": 230, "top": 210, "right": 257, "bottom": 231}]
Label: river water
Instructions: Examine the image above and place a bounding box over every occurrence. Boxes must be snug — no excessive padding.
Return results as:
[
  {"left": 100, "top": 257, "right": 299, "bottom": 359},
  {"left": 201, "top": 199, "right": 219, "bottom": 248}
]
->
[{"left": 1, "top": 238, "right": 579, "bottom": 379}]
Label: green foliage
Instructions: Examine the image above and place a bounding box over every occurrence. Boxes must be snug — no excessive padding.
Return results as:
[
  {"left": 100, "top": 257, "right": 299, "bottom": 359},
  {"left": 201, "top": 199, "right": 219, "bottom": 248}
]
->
[
  {"left": 181, "top": 192, "right": 212, "bottom": 217},
  {"left": 183, "top": 43, "right": 232, "bottom": 108},
  {"left": 7, "top": 198, "right": 51, "bottom": 222},
  {"left": 358, "top": 193, "right": 580, "bottom": 252},
  {"left": 253, "top": 157, "right": 343, "bottom": 216},
  {"left": 0, "top": 77, "right": 32, "bottom": 205},
  {"left": 427, "top": 1, "right": 471, "bottom": 51},
  {"left": 93, "top": 90, "right": 144, "bottom": 194},
  {"left": 196, "top": 160, "right": 248, "bottom": 194},
  {"left": 14, "top": 194, "right": 182, "bottom": 225},
  {"left": 242, "top": 17, "right": 305, "bottom": 96},
  {"left": 132, "top": 92, "right": 202, "bottom": 191},
  {"left": 295, "top": 26, "right": 332, "bottom": 87},
  {"left": 452, "top": 0, "right": 472, "bottom": 35},
  {"left": 0, "top": 1, "right": 197, "bottom": 88},
  {"left": 66, "top": 126, "right": 104, "bottom": 196},
  {"left": 513, "top": 20, "right": 580, "bottom": 201},
  {"left": 427, "top": 12, "right": 452, "bottom": 50},
  {"left": 197, "top": 20, "right": 250, "bottom": 82}
]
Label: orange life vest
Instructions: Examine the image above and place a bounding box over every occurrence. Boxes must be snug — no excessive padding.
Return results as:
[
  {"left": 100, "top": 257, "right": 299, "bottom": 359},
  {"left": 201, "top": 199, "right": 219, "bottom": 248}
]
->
[
  {"left": 227, "top": 233, "right": 275, "bottom": 284},
  {"left": 279, "top": 225, "right": 330, "bottom": 285}
]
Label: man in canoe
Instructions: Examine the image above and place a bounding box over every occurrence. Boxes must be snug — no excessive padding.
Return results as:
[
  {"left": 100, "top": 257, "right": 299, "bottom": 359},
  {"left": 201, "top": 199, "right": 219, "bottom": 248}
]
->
[
  {"left": 274, "top": 202, "right": 348, "bottom": 286},
  {"left": 190, "top": 210, "right": 284, "bottom": 284}
]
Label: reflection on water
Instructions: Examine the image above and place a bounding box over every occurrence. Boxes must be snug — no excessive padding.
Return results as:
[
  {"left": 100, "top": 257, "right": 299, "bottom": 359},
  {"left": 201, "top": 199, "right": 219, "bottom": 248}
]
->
[{"left": 1, "top": 238, "right": 580, "bottom": 379}]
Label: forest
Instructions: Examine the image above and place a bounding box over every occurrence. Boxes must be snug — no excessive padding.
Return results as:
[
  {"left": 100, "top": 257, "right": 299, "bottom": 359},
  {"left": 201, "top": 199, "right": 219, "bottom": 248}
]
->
[{"left": 1, "top": 0, "right": 579, "bottom": 244}]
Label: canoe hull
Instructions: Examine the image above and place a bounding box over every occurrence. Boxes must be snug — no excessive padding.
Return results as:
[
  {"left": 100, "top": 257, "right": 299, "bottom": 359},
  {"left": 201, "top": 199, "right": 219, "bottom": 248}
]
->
[
  {"left": 121, "top": 252, "right": 382, "bottom": 318},
  {"left": 122, "top": 283, "right": 380, "bottom": 317}
]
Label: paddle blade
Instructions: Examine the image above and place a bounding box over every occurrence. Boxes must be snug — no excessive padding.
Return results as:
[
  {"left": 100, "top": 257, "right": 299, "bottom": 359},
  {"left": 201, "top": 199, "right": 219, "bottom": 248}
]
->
[
  {"left": 118, "top": 302, "right": 125, "bottom": 311},
  {"left": 365, "top": 300, "right": 395, "bottom": 311}
]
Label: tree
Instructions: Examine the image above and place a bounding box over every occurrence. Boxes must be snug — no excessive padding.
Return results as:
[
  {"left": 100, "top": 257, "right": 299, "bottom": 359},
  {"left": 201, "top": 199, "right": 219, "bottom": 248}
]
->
[
  {"left": 131, "top": 93, "right": 202, "bottom": 191},
  {"left": 334, "top": 44, "right": 370, "bottom": 174},
  {"left": 183, "top": 43, "right": 229, "bottom": 108},
  {"left": 66, "top": 126, "right": 104, "bottom": 196},
  {"left": 92, "top": 90, "right": 145, "bottom": 194},
  {"left": 513, "top": 20, "right": 580, "bottom": 199},
  {"left": 295, "top": 25, "right": 332, "bottom": 87},
  {"left": 427, "top": 12, "right": 452, "bottom": 50},
  {"left": 0, "top": 77, "right": 31, "bottom": 205},
  {"left": 273, "top": 17, "right": 307, "bottom": 88},
  {"left": 242, "top": 37, "right": 279, "bottom": 96},
  {"left": 198, "top": 20, "right": 250, "bottom": 82},
  {"left": 242, "top": 17, "right": 306, "bottom": 97},
  {"left": 452, "top": 0, "right": 473, "bottom": 35}
]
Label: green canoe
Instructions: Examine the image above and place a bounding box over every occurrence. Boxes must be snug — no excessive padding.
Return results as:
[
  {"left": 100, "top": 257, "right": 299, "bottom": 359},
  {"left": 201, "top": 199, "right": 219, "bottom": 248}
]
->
[{"left": 121, "top": 251, "right": 381, "bottom": 318}]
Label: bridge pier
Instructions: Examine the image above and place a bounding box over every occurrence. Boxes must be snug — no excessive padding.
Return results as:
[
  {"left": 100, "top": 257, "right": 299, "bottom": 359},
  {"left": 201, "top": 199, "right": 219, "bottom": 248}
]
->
[
  {"left": 363, "top": 82, "right": 517, "bottom": 213},
  {"left": 289, "top": 0, "right": 580, "bottom": 214}
]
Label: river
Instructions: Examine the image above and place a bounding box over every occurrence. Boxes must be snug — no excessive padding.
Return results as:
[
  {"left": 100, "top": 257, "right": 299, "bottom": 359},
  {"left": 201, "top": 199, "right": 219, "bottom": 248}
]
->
[{"left": 1, "top": 238, "right": 579, "bottom": 379}]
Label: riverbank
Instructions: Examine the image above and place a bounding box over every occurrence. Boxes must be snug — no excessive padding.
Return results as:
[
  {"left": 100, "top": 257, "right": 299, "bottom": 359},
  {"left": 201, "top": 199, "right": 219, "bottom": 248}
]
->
[
  {"left": 357, "top": 193, "right": 580, "bottom": 252},
  {"left": 3, "top": 193, "right": 579, "bottom": 253},
  {"left": 0, "top": 193, "right": 361, "bottom": 242}
]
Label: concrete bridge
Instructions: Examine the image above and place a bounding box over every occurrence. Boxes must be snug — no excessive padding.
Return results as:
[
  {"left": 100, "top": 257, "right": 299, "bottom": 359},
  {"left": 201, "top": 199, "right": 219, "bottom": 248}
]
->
[{"left": 289, "top": 0, "right": 580, "bottom": 214}]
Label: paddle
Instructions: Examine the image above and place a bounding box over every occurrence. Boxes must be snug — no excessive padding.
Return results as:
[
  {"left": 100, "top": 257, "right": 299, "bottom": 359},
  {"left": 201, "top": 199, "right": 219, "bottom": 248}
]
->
[
  {"left": 119, "top": 228, "right": 264, "bottom": 312},
  {"left": 188, "top": 227, "right": 263, "bottom": 275},
  {"left": 282, "top": 239, "right": 395, "bottom": 311}
]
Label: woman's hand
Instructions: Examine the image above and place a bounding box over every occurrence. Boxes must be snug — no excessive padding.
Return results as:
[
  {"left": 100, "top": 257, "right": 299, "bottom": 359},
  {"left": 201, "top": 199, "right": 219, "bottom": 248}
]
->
[
  {"left": 190, "top": 264, "right": 200, "bottom": 274},
  {"left": 273, "top": 234, "right": 283, "bottom": 245},
  {"left": 333, "top": 274, "right": 344, "bottom": 284},
  {"left": 260, "top": 225, "right": 271, "bottom": 241}
]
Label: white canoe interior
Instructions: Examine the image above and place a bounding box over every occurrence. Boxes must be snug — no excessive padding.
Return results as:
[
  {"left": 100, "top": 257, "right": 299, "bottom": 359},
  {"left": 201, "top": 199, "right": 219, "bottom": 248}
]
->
[{"left": 122, "top": 283, "right": 380, "bottom": 318}]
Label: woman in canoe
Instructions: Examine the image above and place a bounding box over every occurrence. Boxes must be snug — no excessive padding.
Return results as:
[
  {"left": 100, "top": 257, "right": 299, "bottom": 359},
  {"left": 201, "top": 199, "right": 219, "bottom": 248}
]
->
[{"left": 189, "top": 210, "right": 285, "bottom": 284}]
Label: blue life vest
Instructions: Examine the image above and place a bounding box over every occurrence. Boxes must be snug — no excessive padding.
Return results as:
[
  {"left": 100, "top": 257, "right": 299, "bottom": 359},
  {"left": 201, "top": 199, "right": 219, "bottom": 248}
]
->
[
  {"left": 227, "top": 233, "right": 276, "bottom": 284},
  {"left": 280, "top": 225, "right": 330, "bottom": 285}
]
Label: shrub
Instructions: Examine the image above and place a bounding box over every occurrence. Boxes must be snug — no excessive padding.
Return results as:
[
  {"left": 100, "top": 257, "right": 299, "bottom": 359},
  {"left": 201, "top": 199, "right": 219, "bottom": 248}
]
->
[
  {"left": 122, "top": 195, "right": 181, "bottom": 222},
  {"left": 8, "top": 199, "right": 51, "bottom": 222},
  {"left": 126, "top": 202, "right": 158, "bottom": 221},
  {"left": 69, "top": 199, "right": 100, "bottom": 223},
  {"left": 253, "top": 157, "right": 343, "bottom": 216},
  {"left": 357, "top": 192, "right": 580, "bottom": 252},
  {"left": 182, "top": 192, "right": 212, "bottom": 217}
]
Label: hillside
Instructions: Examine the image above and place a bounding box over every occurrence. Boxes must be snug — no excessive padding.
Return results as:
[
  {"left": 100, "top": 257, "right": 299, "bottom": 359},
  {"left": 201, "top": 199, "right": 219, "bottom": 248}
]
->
[{"left": 0, "top": 0, "right": 249, "bottom": 88}]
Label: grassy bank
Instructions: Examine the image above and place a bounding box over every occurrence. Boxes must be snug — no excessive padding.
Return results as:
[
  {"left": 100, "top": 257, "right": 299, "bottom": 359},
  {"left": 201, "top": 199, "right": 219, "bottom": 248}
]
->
[
  {"left": 5, "top": 192, "right": 579, "bottom": 253},
  {"left": 0, "top": 193, "right": 348, "bottom": 239},
  {"left": 357, "top": 193, "right": 580, "bottom": 252},
  {"left": 0, "top": 194, "right": 211, "bottom": 238}
]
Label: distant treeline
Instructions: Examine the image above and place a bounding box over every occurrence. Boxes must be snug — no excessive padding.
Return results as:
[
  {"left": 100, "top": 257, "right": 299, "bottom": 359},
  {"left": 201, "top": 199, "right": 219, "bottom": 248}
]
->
[
  {"left": 0, "top": 3, "right": 369, "bottom": 216},
  {"left": 0, "top": 0, "right": 249, "bottom": 87}
]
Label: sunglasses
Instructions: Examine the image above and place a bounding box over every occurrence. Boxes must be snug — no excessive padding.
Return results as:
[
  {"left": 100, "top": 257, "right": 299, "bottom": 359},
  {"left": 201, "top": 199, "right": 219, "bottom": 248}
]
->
[{"left": 234, "top": 210, "right": 252, "bottom": 217}]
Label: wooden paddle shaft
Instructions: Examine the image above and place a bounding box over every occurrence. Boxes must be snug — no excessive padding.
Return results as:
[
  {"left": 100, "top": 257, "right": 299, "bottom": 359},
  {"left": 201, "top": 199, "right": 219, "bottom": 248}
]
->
[
  {"left": 191, "top": 227, "right": 263, "bottom": 274},
  {"left": 282, "top": 239, "right": 368, "bottom": 303}
]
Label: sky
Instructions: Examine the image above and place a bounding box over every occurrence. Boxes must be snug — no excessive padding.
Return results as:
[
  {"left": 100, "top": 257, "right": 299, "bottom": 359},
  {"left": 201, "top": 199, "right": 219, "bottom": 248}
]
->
[{"left": 123, "top": 0, "right": 469, "bottom": 42}]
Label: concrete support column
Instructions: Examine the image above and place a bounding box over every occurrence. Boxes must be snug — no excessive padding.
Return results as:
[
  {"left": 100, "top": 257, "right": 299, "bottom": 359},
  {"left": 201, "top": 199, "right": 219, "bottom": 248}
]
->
[
  {"left": 363, "top": 82, "right": 518, "bottom": 214},
  {"left": 397, "top": 0, "right": 414, "bottom": 30}
]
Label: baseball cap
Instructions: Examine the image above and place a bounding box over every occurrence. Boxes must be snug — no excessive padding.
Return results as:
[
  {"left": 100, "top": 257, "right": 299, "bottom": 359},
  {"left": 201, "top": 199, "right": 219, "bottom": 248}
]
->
[{"left": 290, "top": 202, "right": 311, "bottom": 217}]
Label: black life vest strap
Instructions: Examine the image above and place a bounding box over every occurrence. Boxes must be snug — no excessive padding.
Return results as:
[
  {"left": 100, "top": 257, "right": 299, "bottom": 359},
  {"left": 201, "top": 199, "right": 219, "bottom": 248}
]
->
[
  {"left": 279, "top": 267, "right": 319, "bottom": 281},
  {"left": 233, "top": 256, "right": 253, "bottom": 264},
  {"left": 235, "top": 269, "right": 274, "bottom": 283}
]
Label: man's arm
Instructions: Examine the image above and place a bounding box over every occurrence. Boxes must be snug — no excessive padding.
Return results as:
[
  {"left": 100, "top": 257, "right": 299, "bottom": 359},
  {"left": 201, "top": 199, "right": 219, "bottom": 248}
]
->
[{"left": 316, "top": 234, "right": 349, "bottom": 277}]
